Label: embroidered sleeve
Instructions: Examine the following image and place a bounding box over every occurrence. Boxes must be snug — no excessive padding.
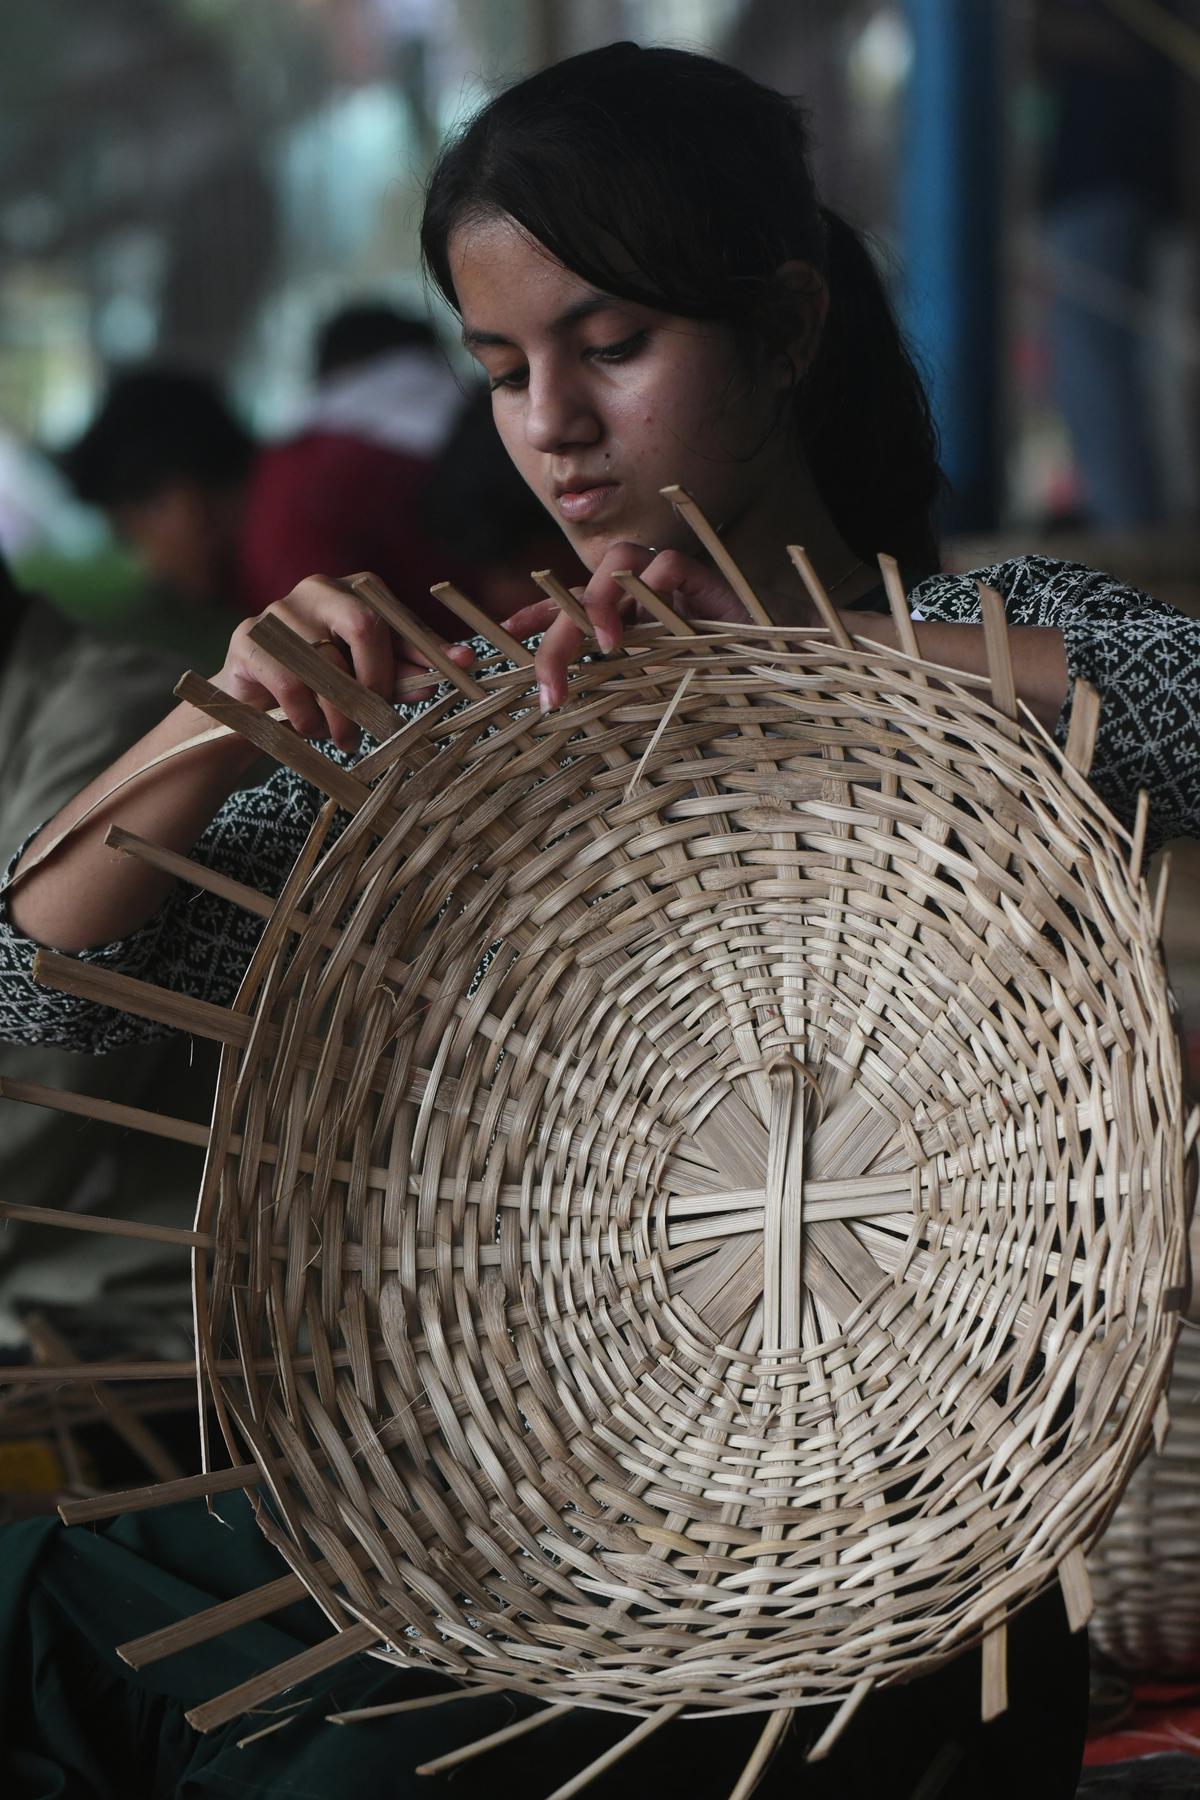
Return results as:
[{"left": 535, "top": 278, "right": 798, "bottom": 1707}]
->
[
  {"left": 0, "top": 759, "right": 329, "bottom": 1052},
  {"left": 909, "top": 555, "right": 1200, "bottom": 851}
]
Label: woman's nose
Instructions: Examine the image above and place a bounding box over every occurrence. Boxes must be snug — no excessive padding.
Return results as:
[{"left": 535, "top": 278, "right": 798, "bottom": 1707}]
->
[{"left": 524, "top": 364, "right": 601, "bottom": 454}]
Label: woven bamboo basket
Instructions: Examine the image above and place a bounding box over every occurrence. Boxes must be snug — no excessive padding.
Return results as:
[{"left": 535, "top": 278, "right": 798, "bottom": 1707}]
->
[{"left": 5, "top": 497, "right": 1195, "bottom": 1787}]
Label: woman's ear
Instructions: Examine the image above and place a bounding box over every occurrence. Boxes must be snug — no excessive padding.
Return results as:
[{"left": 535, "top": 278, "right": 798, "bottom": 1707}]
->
[{"left": 767, "top": 260, "right": 829, "bottom": 384}]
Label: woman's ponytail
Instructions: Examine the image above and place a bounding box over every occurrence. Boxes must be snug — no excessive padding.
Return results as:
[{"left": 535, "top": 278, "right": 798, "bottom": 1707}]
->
[{"left": 800, "top": 209, "right": 942, "bottom": 574}]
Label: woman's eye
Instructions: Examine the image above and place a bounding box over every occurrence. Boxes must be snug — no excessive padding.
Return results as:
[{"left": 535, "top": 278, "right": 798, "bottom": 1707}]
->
[
  {"left": 488, "top": 367, "right": 528, "bottom": 393},
  {"left": 588, "top": 330, "right": 648, "bottom": 365}
]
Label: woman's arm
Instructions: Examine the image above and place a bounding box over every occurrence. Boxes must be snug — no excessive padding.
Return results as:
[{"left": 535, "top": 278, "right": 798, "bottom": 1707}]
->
[
  {"left": 8, "top": 700, "right": 263, "bottom": 952},
  {"left": 6, "top": 575, "right": 473, "bottom": 955},
  {"left": 528, "top": 546, "right": 1198, "bottom": 849}
]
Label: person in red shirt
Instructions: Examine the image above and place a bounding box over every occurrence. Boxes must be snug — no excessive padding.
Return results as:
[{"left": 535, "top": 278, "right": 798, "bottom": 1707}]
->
[{"left": 61, "top": 308, "right": 473, "bottom": 637}]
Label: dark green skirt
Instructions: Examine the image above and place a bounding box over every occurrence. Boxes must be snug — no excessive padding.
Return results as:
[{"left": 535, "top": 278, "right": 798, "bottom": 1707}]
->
[{"left": 0, "top": 1496, "right": 1087, "bottom": 1798}]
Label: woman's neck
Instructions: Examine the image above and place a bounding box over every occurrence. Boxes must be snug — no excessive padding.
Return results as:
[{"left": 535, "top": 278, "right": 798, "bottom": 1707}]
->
[{"left": 719, "top": 452, "right": 879, "bottom": 622}]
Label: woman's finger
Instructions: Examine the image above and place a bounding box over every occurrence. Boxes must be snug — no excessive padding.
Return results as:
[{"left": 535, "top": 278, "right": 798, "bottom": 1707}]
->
[
  {"left": 500, "top": 598, "right": 560, "bottom": 641},
  {"left": 578, "top": 542, "right": 658, "bottom": 650},
  {"left": 533, "top": 610, "right": 586, "bottom": 712},
  {"left": 392, "top": 641, "right": 476, "bottom": 704}
]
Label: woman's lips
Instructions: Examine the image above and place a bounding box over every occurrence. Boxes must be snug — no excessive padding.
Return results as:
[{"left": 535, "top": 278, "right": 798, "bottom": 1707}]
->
[{"left": 555, "top": 482, "right": 620, "bottom": 522}]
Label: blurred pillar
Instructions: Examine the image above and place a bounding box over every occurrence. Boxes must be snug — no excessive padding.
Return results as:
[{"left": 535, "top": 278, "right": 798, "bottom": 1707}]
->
[{"left": 901, "top": 0, "right": 1004, "bottom": 531}]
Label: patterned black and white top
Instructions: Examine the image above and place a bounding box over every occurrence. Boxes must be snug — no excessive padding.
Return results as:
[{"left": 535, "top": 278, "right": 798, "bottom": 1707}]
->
[{"left": 2, "top": 556, "right": 1197, "bottom": 1054}]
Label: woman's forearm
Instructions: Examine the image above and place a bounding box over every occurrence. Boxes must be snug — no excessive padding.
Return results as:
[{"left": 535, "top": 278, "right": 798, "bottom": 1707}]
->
[
  {"left": 855, "top": 618, "right": 1070, "bottom": 734},
  {"left": 7, "top": 700, "right": 262, "bottom": 953},
  {"left": 6, "top": 575, "right": 469, "bottom": 957}
]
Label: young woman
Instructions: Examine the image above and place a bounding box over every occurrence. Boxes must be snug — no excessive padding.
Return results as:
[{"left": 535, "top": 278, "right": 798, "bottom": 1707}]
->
[{"left": 1, "top": 42, "right": 1197, "bottom": 1800}]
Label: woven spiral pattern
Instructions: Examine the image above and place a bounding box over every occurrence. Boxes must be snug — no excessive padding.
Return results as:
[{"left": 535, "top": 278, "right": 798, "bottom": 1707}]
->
[{"left": 197, "top": 623, "right": 1187, "bottom": 1715}]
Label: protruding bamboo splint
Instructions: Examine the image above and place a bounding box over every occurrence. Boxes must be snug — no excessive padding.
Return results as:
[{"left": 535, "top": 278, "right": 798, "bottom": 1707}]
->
[
  {"left": 805, "top": 1679, "right": 873, "bottom": 1763},
  {"left": 612, "top": 569, "right": 697, "bottom": 636},
  {"left": 787, "top": 544, "right": 853, "bottom": 647},
  {"left": 544, "top": 1705, "right": 683, "bottom": 1800},
  {"left": 185, "top": 1620, "right": 380, "bottom": 1734},
  {"left": 1064, "top": 677, "right": 1103, "bottom": 777},
  {"left": 878, "top": 553, "right": 921, "bottom": 660},
  {"left": 246, "top": 614, "right": 399, "bottom": 740},
  {"left": 664, "top": 484, "right": 772, "bottom": 625},
  {"left": 350, "top": 573, "right": 485, "bottom": 701},
  {"left": 1154, "top": 850, "right": 1173, "bottom": 937},
  {"left": 1058, "top": 1546, "right": 1094, "bottom": 1634},
  {"left": 532, "top": 568, "right": 593, "bottom": 636},
  {"left": 729, "top": 1709, "right": 790, "bottom": 1796},
  {"left": 118, "top": 1571, "right": 309, "bottom": 1668},
  {"left": 415, "top": 1702, "right": 573, "bottom": 1775},
  {"left": 33, "top": 949, "right": 250, "bottom": 1046},
  {"left": 431, "top": 580, "right": 533, "bottom": 665},
  {"left": 977, "top": 583, "right": 1018, "bottom": 723},
  {"left": 58, "top": 1462, "right": 257, "bottom": 1524},
  {"left": 328, "top": 1686, "right": 484, "bottom": 1726},
  {"left": 174, "top": 672, "right": 370, "bottom": 810},
  {"left": 980, "top": 1617, "right": 1008, "bottom": 1723},
  {"left": 0, "top": 1197, "right": 209, "bottom": 1250}
]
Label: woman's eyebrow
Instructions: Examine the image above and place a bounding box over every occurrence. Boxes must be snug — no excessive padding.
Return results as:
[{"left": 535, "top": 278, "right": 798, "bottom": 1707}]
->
[{"left": 461, "top": 293, "right": 625, "bottom": 351}]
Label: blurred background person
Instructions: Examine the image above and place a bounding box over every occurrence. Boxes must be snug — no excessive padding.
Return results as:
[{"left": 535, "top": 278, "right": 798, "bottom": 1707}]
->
[
  {"left": 238, "top": 300, "right": 471, "bottom": 632},
  {"left": 61, "top": 309, "right": 476, "bottom": 647},
  {"left": 1034, "top": 0, "right": 1188, "bottom": 528},
  {"left": 0, "top": 546, "right": 214, "bottom": 1374},
  {"left": 58, "top": 367, "right": 256, "bottom": 671}
]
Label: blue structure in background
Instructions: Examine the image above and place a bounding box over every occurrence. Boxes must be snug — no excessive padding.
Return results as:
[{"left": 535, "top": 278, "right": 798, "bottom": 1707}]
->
[{"left": 901, "top": 0, "right": 1004, "bottom": 533}]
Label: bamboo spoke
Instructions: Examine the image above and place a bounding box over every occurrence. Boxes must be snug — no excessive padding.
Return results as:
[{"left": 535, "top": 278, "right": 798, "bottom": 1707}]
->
[
  {"left": 246, "top": 614, "right": 399, "bottom": 740},
  {"left": 185, "top": 1620, "right": 379, "bottom": 1734},
  {"left": 415, "top": 1702, "right": 573, "bottom": 1775}
]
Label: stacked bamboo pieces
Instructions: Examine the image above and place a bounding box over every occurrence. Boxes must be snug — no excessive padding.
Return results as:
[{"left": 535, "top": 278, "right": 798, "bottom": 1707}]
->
[{"left": 1, "top": 490, "right": 1194, "bottom": 1795}]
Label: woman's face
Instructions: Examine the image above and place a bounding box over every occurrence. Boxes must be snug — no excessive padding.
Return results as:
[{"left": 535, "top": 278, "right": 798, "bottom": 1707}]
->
[{"left": 448, "top": 213, "right": 797, "bottom": 573}]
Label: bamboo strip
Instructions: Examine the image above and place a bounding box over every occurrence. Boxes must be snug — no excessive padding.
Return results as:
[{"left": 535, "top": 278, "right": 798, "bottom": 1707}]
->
[
  {"left": 1064, "top": 678, "right": 1103, "bottom": 778},
  {"left": 59, "top": 1462, "right": 256, "bottom": 1524},
  {"left": 664, "top": 485, "right": 771, "bottom": 626},
  {"left": 415, "top": 1702, "right": 573, "bottom": 1774},
  {"left": 729, "top": 1708, "right": 790, "bottom": 1796},
  {"left": 185, "top": 1620, "right": 379, "bottom": 1734},
  {"left": 805, "top": 1679, "right": 873, "bottom": 1762},
  {"left": 877, "top": 555, "right": 920, "bottom": 661},
  {"left": 544, "top": 1704, "right": 683, "bottom": 1800},
  {"left": 118, "top": 1571, "right": 308, "bottom": 1668},
  {"left": 786, "top": 546, "right": 852, "bottom": 648},
  {"left": 430, "top": 581, "right": 533, "bottom": 666},
  {"left": 350, "top": 574, "right": 487, "bottom": 701},
  {"left": 531, "top": 569, "right": 594, "bottom": 636},
  {"left": 0, "top": 1198, "right": 209, "bottom": 1250},
  {"left": 329, "top": 1686, "right": 485, "bottom": 1725},
  {"left": 978, "top": 584, "right": 1018, "bottom": 722},
  {"left": 246, "top": 615, "right": 399, "bottom": 740},
  {"left": 173, "top": 673, "right": 369, "bottom": 811}
]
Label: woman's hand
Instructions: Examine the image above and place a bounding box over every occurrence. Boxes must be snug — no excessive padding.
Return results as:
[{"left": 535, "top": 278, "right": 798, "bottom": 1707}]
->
[
  {"left": 214, "top": 574, "right": 476, "bottom": 753},
  {"left": 514, "top": 543, "right": 747, "bottom": 713}
]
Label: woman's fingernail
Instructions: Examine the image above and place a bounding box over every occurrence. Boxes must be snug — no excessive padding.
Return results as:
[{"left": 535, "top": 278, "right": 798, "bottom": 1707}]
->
[
  {"left": 596, "top": 625, "right": 618, "bottom": 653},
  {"left": 538, "top": 682, "right": 553, "bottom": 713}
]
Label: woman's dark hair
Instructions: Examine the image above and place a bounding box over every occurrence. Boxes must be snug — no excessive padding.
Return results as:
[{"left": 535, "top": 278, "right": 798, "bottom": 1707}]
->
[{"left": 422, "top": 42, "right": 941, "bottom": 573}]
